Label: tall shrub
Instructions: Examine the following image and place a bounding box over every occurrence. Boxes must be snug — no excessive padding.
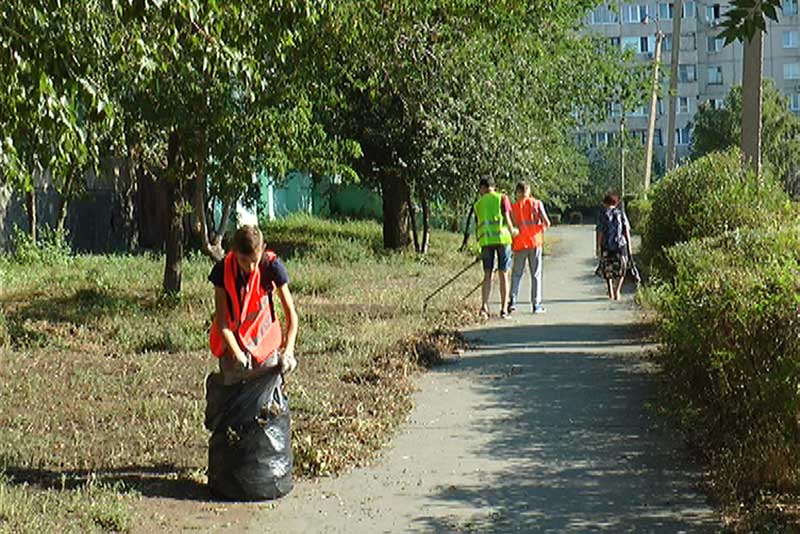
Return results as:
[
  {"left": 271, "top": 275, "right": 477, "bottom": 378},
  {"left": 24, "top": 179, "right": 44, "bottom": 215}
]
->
[
  {"left": 656, "top": 225, "right": 800, "bottom": 498},
  {"left": 641, "top": 148, "right": 791, "bottom": 278}
]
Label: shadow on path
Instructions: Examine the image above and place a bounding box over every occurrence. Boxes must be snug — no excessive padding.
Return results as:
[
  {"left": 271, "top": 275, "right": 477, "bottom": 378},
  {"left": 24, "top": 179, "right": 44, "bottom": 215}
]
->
[
  {"left": 411, "top": 227, "right": 717, "bottom": 533},
  {"left": 415, "top": 341, "right": 717, "bottom": 532}
]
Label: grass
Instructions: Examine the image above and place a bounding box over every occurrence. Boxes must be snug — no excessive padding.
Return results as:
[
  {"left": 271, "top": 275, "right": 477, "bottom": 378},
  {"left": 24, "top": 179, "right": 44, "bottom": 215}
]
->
[{"left": 0, "top": 214, "right": 487, "bottom": 532}]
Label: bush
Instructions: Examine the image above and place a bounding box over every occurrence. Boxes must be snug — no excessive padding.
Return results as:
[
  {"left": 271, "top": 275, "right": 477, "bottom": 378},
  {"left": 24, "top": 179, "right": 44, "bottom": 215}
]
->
[
  {"left": 655, "top": 224, "right": 800, "bottom": 499},
  {"left": 625, "top": 197, "right": 651, "bottom": 236},
  {"left": 11, "top": 226, "right": 72, "bottom": 266},
  {"left": 641, "top": 148, "right": 792, "bottom": 278},
  {"left": 549, "top": 213, "right": 562, "bottom": 225}
]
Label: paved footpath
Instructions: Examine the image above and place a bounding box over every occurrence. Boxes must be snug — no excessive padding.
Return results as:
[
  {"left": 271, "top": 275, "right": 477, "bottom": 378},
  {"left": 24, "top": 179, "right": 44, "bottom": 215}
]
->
[{"left": 251, "top": 225, "right": 720, "bottom": 533}]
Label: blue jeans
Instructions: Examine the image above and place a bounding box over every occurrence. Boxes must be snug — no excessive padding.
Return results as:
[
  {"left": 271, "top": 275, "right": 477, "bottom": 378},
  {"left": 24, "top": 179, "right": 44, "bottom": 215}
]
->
[
  {"left": 510, "top": 247, "right": 543, "bottom": 307},
  {"left": 481, "top": 244, "right": 512, "bottom": 272}
]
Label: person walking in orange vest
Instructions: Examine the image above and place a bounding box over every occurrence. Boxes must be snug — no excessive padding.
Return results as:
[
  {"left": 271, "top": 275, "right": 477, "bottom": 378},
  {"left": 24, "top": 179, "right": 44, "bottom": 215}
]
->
[
  {"left": 508, "top": 182, "right": 551, "bottom": 314},
  {"left": 209, "top": 225, "right": 299, "bottom": 385}
]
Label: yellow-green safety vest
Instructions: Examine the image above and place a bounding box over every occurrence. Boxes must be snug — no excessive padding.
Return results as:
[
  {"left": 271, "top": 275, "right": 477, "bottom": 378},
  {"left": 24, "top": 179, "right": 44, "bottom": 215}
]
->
[{"left": 474, "top": 191, "right": 512, "bottom": 247}]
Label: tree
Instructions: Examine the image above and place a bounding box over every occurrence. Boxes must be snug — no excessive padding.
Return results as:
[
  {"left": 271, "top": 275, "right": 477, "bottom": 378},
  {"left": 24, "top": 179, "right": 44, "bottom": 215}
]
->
[
  {"left": 310, "top": 0, "right": 637, "bottom": 250},
  {"left": 113, "top": 1, "right": 354, "bottom": 293},
  {"left": 719, "top": 0, "right": 784, "bottom": 175},
  {"left": 0, "top": 1, "right": 118, "bottom": 241},
  {"left": 572, "top": 134, "right": 656, "bottom": 210},
  {"left": 691, "top": 81, "right": 800, "bottom": 193}
]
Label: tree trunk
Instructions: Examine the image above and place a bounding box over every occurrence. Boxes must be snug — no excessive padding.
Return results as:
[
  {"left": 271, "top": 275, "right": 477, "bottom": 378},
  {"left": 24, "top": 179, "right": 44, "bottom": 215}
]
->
[
  {"left": 407, "top": 192, "right": 420, "bottom": 253},
  {"left": 119, "top": 153, "right": 140, "bottom": 250},
  {"left": 55, "top": 196, "right": 68, "bottom": 234},
  {"left": 25, "top": 189, "right": 37, "bottom": 242},
  {"left": 190, "top": 132, "right": 225, "bottom": 262},
  {"left": 420, "top": 189, "right": 430, "bottom": 254},
  {"left": 381, "top": 173, "right": 411, "bottom": 250},
  {"left": 163, "top": 132, "right": 184, "bottom": 295},
  {"left": 460, "top": 205, "right": 473, "bottom": 250},
  {"left": 741, "top": 28, "right": 763, "bottom": 176},
  {"left": 56, "top": 171, "right": 75, "bottom": 234}
]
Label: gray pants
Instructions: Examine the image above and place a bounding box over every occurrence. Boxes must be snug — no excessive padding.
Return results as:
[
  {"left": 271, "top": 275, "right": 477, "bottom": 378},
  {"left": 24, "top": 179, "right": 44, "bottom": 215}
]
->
[{"left": 510, "top": 247, "right": 543, "bottom": 308}]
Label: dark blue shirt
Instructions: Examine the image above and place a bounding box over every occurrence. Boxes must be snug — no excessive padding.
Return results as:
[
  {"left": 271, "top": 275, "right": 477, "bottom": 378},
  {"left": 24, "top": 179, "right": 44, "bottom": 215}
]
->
[{"left": 209, "top": 254, "right": 290, "bottom": 318}]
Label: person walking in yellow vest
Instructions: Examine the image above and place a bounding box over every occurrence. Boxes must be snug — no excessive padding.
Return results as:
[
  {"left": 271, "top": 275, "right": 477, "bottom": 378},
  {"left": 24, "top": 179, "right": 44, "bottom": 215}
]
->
[
  {"left": 509, "top": 182, "right": 551, "bottom": 315},
  {"left": 473, "top": 178, "right": 518, "bottom": 318}
]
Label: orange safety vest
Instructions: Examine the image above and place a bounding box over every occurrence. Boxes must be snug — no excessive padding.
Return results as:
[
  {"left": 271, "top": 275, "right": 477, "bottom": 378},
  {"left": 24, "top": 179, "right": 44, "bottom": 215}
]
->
[
  {"left": 209, "top": 250, "right": 283, "bottom": 366},
  {"left": 511, "top": 197, "right": 544, "bottom": 251}
]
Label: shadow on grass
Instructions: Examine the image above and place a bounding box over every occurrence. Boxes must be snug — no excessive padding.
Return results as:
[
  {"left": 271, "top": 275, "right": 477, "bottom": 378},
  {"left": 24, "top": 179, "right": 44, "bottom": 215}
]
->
[
  {"left": 4, "top": 288, "right": 146, "bottom": 329},
  {"left": 2, "top": 464, "right": 211, "bottom": 502}
]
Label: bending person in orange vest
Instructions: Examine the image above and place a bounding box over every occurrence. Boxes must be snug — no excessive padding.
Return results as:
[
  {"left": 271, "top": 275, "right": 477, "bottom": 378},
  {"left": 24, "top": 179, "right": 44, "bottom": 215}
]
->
[
  {"left": 209, "top": 225, "right": 299, "bottom": 385},
  {"left": 508, "top": 182, "right": 551, "bottom": 315}
]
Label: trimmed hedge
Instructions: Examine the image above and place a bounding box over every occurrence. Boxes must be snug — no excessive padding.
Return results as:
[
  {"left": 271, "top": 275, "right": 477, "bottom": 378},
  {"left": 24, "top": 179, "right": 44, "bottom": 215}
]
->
[
  {"left": 641, "top": 148, "right": 792, "bottom": 278},
  {"left": 655, "top": 225, "right": 800, "bottom": 499},
  {"left": 625, "top": 197, "right": 651, "bottom": 236}
]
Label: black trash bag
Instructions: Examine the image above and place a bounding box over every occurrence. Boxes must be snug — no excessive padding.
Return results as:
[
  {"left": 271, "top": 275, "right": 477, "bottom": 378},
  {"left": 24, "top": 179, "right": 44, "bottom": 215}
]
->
[{"left": 204, "top": 369, "right": 293, "bottom": 501}]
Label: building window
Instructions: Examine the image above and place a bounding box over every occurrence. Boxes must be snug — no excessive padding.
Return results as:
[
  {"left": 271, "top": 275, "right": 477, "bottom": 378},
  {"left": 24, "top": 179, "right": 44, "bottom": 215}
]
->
[
  {"left": 784, "top": 0, "right": 799, "bottom": 16},
  {"left": 632, "top": 129, "right": 647, "bottom": 144},
  {"left": 784, "top": 62, "right": 800, "bottom": 80},
  {"left": 684, "top": 1, "right": 696, "bottom": 18},
  {"left": 654, "top": 129, "right": 664, "bottom": 146},
  {"left": 706, "top": 3, "right": 722, "bottom": 21},
  {"left": 708, "top": 36, "right": 724, "bottom": 52},
  {"left": 663, "top": 34, "right": 673, "bottom": 52},
  {"left": 590, "top": 5, "right": 619, "bottom": 24},
  {"left": 783, "top": 31, "right": 799, "bottom": 48},
  {"left": 594, "top": 131, "right": 615, "bottom": 146},
  {"left": 677, "top": 127, "right": 692, "bottom": 146},
  {"left": 658, "top": 3, "right": 674, "bottom": 20},
  {"left": 610, "top": 36, "right": 621, "bottom": 47},
  {"left": 622, "top": 36, "right": 640, "bottom": 53},
  {"left": 623, "top": 4, "right": 650, "bottom": 23},
  {"left": 609, "top": 101, "right": 622, "bottom": 117},
  {"left": 708, "top": 98, "right": 725, "bottom": 110},
  {"left": 790, "top": 93, "right": 800, "bottom": 112},
  {"left": 708, "top": 66, "right": 724, "bottom": 85},
  {"left": 679, "top": 96, "right": 692, "bottom": 114},
  {"left": 679, "top": 64, "right": 697, "bottom": 83},
  {"left": 640, "top": 36, "right": 651, "bottom": 53},
  {"left": 681, "top": 33, "right": 697, "bottom": 51},
  {"left": 631, "top": 105, "right": 648, "bottom": 117}
]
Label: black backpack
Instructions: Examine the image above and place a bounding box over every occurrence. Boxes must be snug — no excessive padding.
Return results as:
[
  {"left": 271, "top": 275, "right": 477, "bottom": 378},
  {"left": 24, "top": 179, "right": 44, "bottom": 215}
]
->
[{"left": 601, "top": 208, "right": 626, "bottom": 252}]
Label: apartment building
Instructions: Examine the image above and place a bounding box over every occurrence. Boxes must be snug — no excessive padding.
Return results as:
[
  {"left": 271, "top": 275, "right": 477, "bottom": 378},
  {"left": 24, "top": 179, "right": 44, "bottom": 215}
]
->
[{"left": 581, "top": 0, "right": 800, "bottom": 164}]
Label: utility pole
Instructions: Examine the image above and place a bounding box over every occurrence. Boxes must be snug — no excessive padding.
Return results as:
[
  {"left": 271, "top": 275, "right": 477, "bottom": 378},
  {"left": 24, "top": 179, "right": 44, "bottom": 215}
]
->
[
  {"left": 666, "top": 0, "right": 683, "bottom": 172},
  {"left": 643, "top": 29, "right": 664, "bottom": 196},
  {"left": 620, "top": 105, "right": 626, "bottom": 200}
]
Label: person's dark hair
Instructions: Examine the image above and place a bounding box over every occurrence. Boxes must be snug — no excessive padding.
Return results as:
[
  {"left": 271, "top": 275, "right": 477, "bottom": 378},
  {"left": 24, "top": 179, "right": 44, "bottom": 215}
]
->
[
  {"left": 603, "top": 192, "right": 620, "bottom": 206},
  {"left": 479, "top": 177, "right": 495, "bottom": 189},
  {"left": 232, "top": 225, "right": 263, "bottom": 255},
  {"left": 515, "top": 182, "right": 529, "bottom": 195}
]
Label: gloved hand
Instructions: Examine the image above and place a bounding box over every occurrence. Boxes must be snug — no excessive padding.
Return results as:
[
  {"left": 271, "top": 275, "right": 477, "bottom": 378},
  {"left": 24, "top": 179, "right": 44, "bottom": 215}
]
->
[{"left": 280, "top": 349, "right": 297, "bottom": 375}]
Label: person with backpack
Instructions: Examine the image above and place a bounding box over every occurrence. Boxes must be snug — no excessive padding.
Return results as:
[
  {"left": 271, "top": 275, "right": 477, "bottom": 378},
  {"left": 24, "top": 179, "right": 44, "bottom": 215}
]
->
[
  {"left": 595, "top": 192, "right": 632, "bottom": 301},
  {"left": 508, "top": 182, "right": 551, "bottom": 314}
]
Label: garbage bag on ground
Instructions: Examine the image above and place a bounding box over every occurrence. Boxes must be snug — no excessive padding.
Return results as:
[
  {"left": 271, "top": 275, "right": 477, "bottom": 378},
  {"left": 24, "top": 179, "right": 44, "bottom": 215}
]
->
[{"left": 205, "top": 369, "right": 293, "bottom": 501}]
